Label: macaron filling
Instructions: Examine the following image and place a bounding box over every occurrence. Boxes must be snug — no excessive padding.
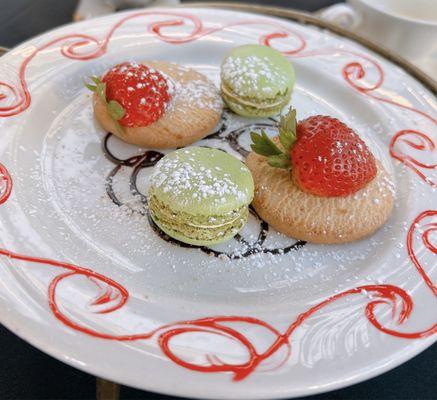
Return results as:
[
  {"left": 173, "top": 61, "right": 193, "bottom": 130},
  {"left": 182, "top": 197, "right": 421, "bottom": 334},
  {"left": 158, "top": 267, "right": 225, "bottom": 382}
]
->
[
  {"left": 221, "top": 83, "right": 288, "bottom": 109},
  {"left": 221, "top": 82, "right": 291, "bottom": 117}
]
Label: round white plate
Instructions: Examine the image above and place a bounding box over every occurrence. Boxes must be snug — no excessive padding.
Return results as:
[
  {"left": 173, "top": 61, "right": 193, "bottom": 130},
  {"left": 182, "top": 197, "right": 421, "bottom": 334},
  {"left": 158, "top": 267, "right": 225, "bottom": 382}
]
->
[{"left": 0, "top": 7, "right": 436, "bottom": 400}]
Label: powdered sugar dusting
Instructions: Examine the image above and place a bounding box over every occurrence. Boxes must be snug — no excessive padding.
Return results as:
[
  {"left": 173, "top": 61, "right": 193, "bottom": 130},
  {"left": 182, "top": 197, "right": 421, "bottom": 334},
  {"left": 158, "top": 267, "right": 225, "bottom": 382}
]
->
[
  {"left": 222, "top": 55, "right": 290, "bottom": 98},
  {"left": 149, "top": 148, "right": 251, "bottom": 207},
  {"left": 172, "top": 78, "right": 223, "bottom": 112}
]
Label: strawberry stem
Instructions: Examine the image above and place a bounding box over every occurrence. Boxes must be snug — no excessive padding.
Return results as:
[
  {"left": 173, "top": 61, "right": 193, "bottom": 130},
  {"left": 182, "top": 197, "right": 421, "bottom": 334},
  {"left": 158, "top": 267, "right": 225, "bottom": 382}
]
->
[
  {"left": 250, "top": 107, "right": 297, "bottom": 170},
  {"left": 278, "top": 107, "right": 297, "bottom": 151}
]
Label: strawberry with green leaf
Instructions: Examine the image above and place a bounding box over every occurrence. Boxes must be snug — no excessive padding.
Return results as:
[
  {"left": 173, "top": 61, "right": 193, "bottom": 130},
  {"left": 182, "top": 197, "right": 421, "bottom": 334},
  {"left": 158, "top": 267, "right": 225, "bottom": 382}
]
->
[
  {"left": 86, "top": 62, "right": 172, "bottom": 130},
  {"left": 86, "top": 75, "right": 125, "bottom": 133},
  {"left": 250, "top": 108, "right": 377, "bottom": 197}
]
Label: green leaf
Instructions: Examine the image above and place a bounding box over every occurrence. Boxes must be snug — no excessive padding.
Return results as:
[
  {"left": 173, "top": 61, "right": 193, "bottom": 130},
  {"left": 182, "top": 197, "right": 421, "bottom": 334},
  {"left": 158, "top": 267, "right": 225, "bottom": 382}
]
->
[
  {"left": 278, "top": 107, "right": 297, "bottom": 152},
  {"left": 250, "top": 130, "right": 283, "bottom": 157},
  {"left": 91, "top": 75, "right": 102, "bottom": 85},
  {"left": 85, "top": 83, "right": 97, "bottom": 92},
  {"left": 85, "top": 76, "right": 103, "bottom": 93},
  {"left": 96, "top": 81, "right": 107, "bottom": 103},
  {"left": 267, "top": 154, "right": 291, "bottom": 169},
  {"left": 107, "top": 100, "right": 125, "bottom": 121},
  {"left": 250, "top": 131, "right": 263, "bottom": 145},
  {"left": 85, "top": 75, "right": 124, "bottom": 135}
]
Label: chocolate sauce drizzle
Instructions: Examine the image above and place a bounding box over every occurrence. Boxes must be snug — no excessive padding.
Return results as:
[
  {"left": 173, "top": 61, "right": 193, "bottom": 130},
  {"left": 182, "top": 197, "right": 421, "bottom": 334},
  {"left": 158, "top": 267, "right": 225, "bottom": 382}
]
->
[{"left": 103, "top": 110, "right": 306, "bottom": 259}]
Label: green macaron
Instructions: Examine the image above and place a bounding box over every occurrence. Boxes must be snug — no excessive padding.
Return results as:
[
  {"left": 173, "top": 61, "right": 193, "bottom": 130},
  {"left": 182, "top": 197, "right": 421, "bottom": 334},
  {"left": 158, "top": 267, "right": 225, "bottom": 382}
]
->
[
  {"left": 147, "top": 147, "right": 254, "bottom": 246},
  {"left": 221, "top": 44, "right": 295, "bottom": 118}
]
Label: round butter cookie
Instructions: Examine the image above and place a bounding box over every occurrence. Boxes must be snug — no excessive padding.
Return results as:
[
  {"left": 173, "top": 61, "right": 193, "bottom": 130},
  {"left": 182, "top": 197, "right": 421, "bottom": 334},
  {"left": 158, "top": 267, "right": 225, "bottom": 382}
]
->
[
  {"left": 91, "top": 61, "right": 223, "bottom": 148},
  {"left": 246, "top": 152, "right": 394, "bottom": 244},
  {"left": 247, "top": 109, "right": 394, "bottom": 244}
]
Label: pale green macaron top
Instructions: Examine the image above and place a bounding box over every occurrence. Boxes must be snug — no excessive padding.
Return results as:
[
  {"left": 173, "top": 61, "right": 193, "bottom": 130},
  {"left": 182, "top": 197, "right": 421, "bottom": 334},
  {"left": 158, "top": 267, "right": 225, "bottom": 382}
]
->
[
  {"left": 148, "top": 147, "right": 254, "bottom": 216},
  {"left": 221, "top": 44, "right": 295, "bottom": 102}
]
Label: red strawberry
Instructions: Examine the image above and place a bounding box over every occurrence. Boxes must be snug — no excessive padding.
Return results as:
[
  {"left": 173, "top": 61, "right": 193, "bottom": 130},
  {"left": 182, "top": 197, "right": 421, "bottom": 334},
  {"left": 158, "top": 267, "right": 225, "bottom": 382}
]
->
[
  {"left": 291, "top": 115, "right": 377, "bottom": 196},
  {"left": 88, "top": 62, "right": 172, "bottom": 128},
  {"left": 250, "top": 109, "right": 377, "bottom": 197}
]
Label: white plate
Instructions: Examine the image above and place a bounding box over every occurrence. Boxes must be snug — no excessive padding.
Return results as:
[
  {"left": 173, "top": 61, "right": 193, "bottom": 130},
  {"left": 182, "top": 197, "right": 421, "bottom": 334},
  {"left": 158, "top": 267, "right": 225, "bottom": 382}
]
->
[{"left": 0, "top": 7, "right": 436, "bottom": 400}]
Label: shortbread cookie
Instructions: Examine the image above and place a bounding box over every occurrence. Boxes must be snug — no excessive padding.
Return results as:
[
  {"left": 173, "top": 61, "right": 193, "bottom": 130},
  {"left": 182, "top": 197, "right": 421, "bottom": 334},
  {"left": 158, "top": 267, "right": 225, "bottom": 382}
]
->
[
  {"left": 90, "top": 61, "right": 223, "bottom": 148},
  {"left": 247, "top": 109, "right": 394, "bottom": 244},
  {"left": 246, "top": 153, "right": 394, "bottom": 243}
]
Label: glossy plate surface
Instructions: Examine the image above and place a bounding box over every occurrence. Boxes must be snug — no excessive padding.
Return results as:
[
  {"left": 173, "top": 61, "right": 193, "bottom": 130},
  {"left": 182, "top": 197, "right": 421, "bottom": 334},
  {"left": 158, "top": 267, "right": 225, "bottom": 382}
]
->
[{"left": 0, "top": 7, "right": 436, "bottom": 399}]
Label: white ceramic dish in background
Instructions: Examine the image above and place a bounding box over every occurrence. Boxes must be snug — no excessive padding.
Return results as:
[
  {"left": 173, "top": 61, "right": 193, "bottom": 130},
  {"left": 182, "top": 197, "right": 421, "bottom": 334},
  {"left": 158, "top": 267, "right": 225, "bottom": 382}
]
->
[
  {"left": 319, "top": 0, "right": 437, "bottom": 78},
  {"left": 0, "top": 7, "right": 436, "bottom": 400}
]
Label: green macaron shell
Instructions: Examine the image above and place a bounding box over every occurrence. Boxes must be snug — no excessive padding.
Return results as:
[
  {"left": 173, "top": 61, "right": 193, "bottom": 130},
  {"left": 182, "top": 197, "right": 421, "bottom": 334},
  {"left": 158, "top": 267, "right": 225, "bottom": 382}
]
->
[
  {"left": 221, "top": 44, "right": 295, "bottom": 117},
  {"left": 147, "top": 147, "right": 254, "bottom": 245}
]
